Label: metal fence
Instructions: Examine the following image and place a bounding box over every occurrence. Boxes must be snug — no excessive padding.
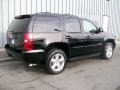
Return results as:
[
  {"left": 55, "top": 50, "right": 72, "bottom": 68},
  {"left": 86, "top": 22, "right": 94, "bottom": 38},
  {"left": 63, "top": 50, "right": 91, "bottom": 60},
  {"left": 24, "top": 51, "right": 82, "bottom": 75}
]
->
[{"left": 0, "top": 0, "right": 120, "bottom": 47}]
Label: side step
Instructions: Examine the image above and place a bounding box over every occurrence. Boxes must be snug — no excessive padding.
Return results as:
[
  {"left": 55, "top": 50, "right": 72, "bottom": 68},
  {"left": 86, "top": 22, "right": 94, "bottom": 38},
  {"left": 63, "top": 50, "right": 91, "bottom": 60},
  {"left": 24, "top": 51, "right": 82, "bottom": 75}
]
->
[{"left": 69, "top": 53, "right": 101, "bottom": 61}]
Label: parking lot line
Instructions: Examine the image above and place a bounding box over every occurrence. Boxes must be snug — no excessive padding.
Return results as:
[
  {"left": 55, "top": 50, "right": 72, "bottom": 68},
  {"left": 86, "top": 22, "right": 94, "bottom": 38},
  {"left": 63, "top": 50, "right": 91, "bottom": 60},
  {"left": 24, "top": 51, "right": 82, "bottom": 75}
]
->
[{"left": 0, "top": 57, "right": 12, "bottom": 61}]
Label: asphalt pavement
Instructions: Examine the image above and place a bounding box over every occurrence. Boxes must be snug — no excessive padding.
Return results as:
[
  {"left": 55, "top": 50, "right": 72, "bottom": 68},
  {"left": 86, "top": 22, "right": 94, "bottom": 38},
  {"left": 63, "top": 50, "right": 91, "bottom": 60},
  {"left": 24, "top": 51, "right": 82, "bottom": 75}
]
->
[{"left": 0, "top": 45, "right": 120, "bottom": 90}]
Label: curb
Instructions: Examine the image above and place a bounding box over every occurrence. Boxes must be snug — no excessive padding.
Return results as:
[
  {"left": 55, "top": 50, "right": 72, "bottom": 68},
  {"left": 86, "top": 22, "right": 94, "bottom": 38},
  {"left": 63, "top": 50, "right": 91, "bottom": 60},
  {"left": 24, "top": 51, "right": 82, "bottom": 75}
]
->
[
  {"left": 0, "top": 48, "right": 5, "bottom": 52},
  {"left": 0, "top": 48, "right": 12, "bottom": 63},
  {"left": 0, "top": 57, "right": 12, "bottom": 63}
]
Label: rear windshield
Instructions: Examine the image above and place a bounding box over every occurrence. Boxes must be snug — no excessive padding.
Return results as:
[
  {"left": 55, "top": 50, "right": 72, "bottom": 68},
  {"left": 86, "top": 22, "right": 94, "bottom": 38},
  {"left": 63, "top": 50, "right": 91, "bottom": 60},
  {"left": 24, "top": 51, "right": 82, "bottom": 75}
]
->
[{"left": 8, "top": 18, "right": 31, "bottom": 32}]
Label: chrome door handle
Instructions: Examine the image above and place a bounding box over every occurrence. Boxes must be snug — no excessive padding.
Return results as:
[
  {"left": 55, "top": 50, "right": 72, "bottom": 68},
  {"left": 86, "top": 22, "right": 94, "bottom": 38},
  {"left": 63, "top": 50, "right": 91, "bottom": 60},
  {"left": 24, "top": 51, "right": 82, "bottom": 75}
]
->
[
  {"left": 65, "top": 35, "right": 72, "bottom": 39},
  {"left": 86, "top": 36, "right": 90, "bottom": 38}
]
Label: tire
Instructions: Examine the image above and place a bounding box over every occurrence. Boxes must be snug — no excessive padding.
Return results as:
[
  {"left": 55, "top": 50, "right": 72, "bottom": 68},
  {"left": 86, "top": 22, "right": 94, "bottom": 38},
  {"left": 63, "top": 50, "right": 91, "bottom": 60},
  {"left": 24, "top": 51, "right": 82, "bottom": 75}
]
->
[
  {"left": 45, "top": 49, "right": 67, "bottom": 74},
  {"left": 101, "top": 42, "right": 114, "bottom": 60}
]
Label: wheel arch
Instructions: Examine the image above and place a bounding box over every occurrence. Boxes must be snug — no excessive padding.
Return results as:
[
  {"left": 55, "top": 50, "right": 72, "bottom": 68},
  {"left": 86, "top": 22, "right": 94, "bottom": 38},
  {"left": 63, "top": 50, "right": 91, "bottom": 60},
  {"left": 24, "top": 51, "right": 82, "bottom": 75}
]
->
[
  {"left": 105, "top": 39, "right": 116, "bottom": 49},
  {"left": 45, "top": 42, "right": 70, "bottom": 59}
]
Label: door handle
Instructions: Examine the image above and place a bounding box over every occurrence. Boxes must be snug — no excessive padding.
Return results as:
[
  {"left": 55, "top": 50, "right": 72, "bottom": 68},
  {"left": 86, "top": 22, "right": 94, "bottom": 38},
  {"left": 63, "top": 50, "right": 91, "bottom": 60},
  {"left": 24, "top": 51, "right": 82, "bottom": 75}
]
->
[
  {"left": 65, "top": 35, "right": 72, "bottom": 39},
  {"left": 54, "top": 29, "right": 61, "bottom": 32},
  {"left": 86, "top": 36, "right": 91, "bottom": 39},
  {"left": 86, "top": 36, "right": 90, "bottom": 38}
]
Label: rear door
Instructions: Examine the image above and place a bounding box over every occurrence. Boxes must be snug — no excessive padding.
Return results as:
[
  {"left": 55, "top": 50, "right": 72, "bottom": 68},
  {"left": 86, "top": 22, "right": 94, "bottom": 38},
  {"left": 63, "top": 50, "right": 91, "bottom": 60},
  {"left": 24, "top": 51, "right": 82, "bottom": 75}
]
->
[
  {"left": 64, "top": 18, "right": 87, "bottom": 57},
  {"left": 32, "top": 15, "right": 63, "bottom": 49},
  {"left": 7, "top": 15, "right": 32, "bottom": 50}
]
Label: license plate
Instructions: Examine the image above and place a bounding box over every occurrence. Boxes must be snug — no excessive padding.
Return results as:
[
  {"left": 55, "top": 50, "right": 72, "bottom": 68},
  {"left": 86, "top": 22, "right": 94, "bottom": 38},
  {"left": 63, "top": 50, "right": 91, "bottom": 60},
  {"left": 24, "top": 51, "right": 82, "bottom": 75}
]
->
[{"left": 11, "top": 39, "right": 15, "bottom": 45}]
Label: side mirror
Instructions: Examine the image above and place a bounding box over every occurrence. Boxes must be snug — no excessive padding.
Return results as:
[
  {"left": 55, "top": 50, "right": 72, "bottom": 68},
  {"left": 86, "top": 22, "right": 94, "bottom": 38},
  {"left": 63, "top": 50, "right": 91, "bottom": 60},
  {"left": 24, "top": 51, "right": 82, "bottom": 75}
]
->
[
  {"left": 99, "top": 28, "right": 104, "bottom": 32},
  {"left": 96, "top": 28, "right": 103, "bottom": 33}
]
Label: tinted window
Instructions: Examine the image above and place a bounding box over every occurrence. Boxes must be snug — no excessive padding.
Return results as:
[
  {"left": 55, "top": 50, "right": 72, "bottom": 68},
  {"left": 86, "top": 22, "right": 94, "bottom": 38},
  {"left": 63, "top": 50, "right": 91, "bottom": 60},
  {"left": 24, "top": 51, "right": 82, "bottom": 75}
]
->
[
  {"left": 33, "top": 16, "right": 60, "bottom": 32},
  {"left": 8, "top": 18, "right": 30, "bottom": 32},
  {"left": 82, "top": 20, "right": 97, "bottom": 32},
  {"left": 65, "top": 19, "right": 81, "bottom": 32}
]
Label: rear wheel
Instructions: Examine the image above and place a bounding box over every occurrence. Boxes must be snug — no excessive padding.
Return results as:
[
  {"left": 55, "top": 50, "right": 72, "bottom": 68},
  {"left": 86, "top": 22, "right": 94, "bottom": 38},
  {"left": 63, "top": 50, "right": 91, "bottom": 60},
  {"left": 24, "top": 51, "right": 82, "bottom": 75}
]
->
[
  {"left": 45, "top": 49, "right": 67, "bottom": 74},
  {"left": 101, "top": 42, "right": 114, "bottom": 60}
]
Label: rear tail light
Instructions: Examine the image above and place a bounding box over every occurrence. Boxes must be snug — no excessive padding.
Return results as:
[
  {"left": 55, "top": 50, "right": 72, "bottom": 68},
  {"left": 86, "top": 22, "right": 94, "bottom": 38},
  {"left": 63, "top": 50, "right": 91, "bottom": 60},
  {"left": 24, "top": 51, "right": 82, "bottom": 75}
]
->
[{"left": 24, "top": 33, "right": 33, "bottom": 50}]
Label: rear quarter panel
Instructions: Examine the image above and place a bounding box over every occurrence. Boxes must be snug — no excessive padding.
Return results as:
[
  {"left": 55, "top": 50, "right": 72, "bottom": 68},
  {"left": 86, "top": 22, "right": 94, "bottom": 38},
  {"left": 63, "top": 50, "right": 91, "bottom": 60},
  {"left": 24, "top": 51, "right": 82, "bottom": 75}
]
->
[{"left": 32, "top": 32, "right": 63, "bottom": 49}]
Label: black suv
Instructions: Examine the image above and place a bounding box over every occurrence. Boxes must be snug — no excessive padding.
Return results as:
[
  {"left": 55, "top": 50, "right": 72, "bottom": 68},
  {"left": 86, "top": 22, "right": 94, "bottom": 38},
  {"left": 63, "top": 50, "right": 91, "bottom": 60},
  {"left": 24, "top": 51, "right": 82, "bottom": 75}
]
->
[{"left": 5, "top": 13, "right": 116, "bottom": 74}]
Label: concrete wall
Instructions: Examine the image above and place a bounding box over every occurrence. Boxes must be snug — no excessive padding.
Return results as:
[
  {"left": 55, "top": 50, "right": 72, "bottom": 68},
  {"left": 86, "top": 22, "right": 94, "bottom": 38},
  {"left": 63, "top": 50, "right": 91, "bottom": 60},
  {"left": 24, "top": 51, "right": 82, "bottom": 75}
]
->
[{"left": 0, "top": 0, "right": 120, "bottom": 47}]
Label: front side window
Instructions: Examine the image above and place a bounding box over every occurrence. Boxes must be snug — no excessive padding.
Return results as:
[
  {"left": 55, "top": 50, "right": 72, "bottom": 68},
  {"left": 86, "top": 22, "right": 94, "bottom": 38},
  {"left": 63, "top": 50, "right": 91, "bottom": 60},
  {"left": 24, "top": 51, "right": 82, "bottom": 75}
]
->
[
  {"left": 65, "top": 19, "right": 81, "bottom": 33},
  {"left": 82, "top": 20, "right": 97, "bottom": 32}
]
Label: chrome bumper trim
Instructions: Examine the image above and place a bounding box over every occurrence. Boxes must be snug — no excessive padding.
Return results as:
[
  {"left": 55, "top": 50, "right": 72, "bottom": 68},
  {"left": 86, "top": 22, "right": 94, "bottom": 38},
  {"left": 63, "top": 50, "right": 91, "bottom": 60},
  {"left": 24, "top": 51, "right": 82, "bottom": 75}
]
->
[{"left": 22, "top": 49, "right": 45, "bottom": 53}]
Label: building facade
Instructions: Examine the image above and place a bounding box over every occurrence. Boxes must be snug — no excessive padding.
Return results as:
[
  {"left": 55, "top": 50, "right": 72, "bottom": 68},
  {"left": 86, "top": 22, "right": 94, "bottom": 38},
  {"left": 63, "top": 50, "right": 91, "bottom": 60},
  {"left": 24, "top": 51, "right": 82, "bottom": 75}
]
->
[{"left": 0, "top": 0, "right": 120, "bottom": 48}]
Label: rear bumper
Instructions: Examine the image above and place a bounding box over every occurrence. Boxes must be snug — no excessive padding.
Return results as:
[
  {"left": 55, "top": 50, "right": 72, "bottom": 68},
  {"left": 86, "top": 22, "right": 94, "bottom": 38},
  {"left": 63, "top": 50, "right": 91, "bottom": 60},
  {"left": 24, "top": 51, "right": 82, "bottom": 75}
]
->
[{"left": 5, "top": 44, "right": 45, "bottom": 63}]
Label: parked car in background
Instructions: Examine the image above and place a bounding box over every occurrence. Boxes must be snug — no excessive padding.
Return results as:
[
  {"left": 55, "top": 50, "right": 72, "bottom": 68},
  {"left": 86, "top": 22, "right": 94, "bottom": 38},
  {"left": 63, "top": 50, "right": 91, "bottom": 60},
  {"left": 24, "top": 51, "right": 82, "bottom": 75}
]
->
[{"left": 5, "top": 12, "right": 116, "bottom": 74}]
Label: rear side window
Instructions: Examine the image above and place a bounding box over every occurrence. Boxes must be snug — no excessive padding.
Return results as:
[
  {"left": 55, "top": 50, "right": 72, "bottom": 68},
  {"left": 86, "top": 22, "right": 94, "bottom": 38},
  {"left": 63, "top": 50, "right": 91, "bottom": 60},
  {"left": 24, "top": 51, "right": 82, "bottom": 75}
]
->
[
  {"left": 33, "top": 16, "right": 60, "bottom": 32},
  {"left": 65, "top": 19, "right": 81, "bottom": 33},
  {"left": 8, "top": 18, "right": 31, "bottom": 32}
]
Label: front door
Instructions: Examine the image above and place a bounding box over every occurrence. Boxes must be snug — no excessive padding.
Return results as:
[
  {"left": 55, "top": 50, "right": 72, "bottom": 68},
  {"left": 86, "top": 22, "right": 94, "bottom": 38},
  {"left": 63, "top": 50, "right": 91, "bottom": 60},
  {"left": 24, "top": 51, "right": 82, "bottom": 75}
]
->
[{"left": 82, "top": 19, "right": 104, "bottom": 54}]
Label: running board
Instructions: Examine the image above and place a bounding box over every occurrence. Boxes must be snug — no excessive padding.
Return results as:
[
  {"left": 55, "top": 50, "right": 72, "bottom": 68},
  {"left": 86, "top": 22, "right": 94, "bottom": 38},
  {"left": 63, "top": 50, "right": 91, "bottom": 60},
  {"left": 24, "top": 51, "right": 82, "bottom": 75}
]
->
[{"left": 69, "top": 53, "right": 101, "bottom": 61}]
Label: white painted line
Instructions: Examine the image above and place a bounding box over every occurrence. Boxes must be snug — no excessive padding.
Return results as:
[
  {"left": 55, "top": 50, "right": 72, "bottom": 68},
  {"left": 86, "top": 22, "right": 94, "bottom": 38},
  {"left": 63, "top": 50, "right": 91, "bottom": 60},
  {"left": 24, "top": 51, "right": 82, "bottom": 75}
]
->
[
  {"left": 0, "top": 48, "right": 5, "bottom": 52},
  {"left": 0, "top": 57, "right": 12, "bottom": 61}
]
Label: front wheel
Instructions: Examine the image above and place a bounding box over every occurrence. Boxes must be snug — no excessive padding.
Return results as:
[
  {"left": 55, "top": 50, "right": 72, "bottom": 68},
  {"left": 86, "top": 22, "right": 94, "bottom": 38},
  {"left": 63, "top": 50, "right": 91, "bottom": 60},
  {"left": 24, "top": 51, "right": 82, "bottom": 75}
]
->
[
  {"left": 101, "top": 42, "right": 114, "bottom": 60},
  {"left": 45, "top": 49, "right": 67, "bottom": 74}
]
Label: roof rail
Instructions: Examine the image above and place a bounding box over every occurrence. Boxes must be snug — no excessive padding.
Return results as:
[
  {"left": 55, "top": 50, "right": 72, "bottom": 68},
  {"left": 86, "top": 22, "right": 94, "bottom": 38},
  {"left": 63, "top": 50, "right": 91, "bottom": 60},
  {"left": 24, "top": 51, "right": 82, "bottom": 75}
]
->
[{"left": 37, "top": 12, "right": 51, "bottom": 14}]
